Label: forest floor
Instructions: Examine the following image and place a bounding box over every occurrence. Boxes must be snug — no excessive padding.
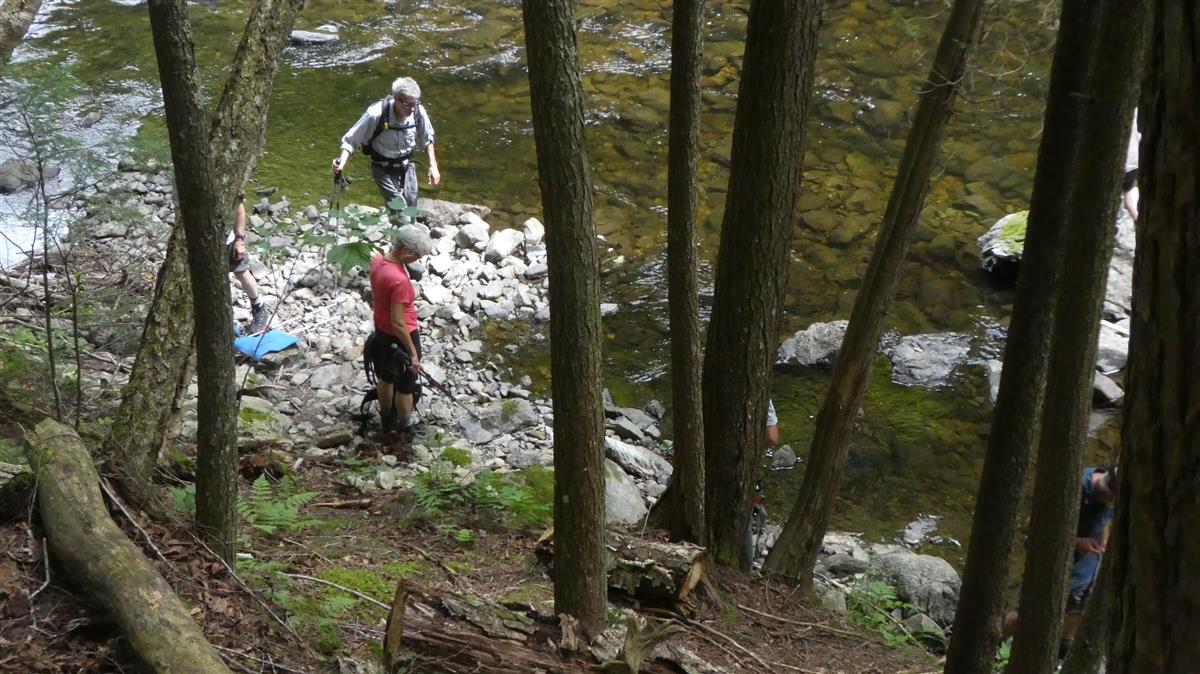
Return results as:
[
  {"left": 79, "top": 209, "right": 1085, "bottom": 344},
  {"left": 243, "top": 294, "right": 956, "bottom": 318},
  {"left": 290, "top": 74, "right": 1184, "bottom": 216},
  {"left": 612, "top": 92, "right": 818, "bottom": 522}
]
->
[{"left": 0, "top": 400, "right": 940, "bottom": 674}]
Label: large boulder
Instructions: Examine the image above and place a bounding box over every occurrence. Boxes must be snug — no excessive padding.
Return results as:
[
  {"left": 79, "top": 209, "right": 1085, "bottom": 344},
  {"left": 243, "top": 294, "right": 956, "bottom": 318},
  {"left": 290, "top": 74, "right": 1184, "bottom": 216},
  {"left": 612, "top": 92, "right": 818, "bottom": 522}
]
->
[
  {"left": 416, "top": 198, "right": 491, "bottom": 230},
  {"left": 237, "top": 395, "right": 291, "bottom": 450},
  {"left": 885, "top": 332, "right": 972, "bottom": 388},
  {"left": 776, "top": 320, "right": 849, "bottom": 369},
  {"left": 474, "top": 399, "right": 539, "bottom": 436},
  {"left": 604, "top": 436, "right": 672, "bottom": 485},
  {"left": 977, "top": 211, "right": 1026, "bottom": 272},
  {"left": 604, "top": 459, "right": 648, "bottom": 524},
  {"left": 1095, "top": 321, "right": 1129, "bottom": 373},
  {"left": 867, "top": 548, "right": 961, "bottom": 626},
  {"left": 484, "top": 228, "right": 524, "bottom": 262},
  {"left": 0, "top": 158, "right": 60, "bottom": 193}
]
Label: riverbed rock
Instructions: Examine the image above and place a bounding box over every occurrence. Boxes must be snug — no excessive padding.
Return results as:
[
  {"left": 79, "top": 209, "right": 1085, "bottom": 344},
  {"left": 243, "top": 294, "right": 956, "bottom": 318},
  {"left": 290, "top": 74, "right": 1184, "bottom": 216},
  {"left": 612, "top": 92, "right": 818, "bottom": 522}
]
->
[
  {"left": 522, "top": 218, "right": 545, "bottom": 246},
  {"left": 289, "top": 29, "right": 338, "bottom": 45},
  {"left": 770, "top": 445, "right": 798, "bottom": 470},
  {"left": 485, "top": 228, "right": 524, "bottom": 262},
  {"left": 1093, "top": 372, "right": 1124, "bottom": 407},
  {"left": 886, "top": 332, "right": 972, "bottom": 388},
  {"left": 238, "top": 395, "right": 290, "bottom": 450},
  {"left": 776, "top": 320, "right": 848, "bottom": 369},
  {"left": 474, "top": 399, "right": 539, "bottom": 435},
  {"left": 867, "top": 548, "right": 961, "bottom": 626},
  {"left": 604, "top": 436, "right": 672, "bottom": 485},
  {"left": 1095, "top": 321, "right": 1129, "bottom": 373},
  {"left": 0, "top": 158, "right": 60, "bottom": 193},
  {"left": 977, "top": 210, "right": 1026, "bottom": 272},
  {"left": 455, "top": 221, "right": 489, "bottom": 250},
  {"left": 604, "top": 459, "right": 648, "bottom": 524},
  {"left": 417, "top": 198, "right": 491, "bottom": 230}
]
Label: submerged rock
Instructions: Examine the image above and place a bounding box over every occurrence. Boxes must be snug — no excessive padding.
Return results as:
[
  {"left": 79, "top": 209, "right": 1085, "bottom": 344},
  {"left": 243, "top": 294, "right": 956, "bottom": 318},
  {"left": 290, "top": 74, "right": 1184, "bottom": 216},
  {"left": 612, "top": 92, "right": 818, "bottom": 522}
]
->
[{"left": 886, "top": 332, "right": 972, "bottom": 388}]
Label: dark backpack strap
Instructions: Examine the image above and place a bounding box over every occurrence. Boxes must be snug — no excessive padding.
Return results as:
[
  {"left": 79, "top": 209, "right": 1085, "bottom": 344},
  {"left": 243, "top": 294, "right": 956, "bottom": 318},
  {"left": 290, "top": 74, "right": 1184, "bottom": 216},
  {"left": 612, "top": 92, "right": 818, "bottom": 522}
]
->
[
  {"left": 363, "top": 331, "right": 377, "bottom": 386},
  {"left": 362, "top": 96, "right": 392, "bottom": 158}
]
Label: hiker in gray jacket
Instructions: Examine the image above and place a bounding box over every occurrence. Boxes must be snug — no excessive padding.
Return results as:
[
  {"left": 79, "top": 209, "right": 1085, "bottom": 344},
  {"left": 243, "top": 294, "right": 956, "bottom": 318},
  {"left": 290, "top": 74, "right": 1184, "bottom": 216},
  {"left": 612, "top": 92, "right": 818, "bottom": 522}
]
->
[{"left": 332, "top": 76, "right": 440, "bottom": 221}]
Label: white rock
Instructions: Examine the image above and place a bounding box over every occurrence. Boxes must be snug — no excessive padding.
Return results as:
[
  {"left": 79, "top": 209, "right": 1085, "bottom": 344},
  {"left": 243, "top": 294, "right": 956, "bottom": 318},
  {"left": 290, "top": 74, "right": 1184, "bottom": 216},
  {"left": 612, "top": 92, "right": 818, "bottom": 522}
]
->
[{"left": 484, "top": 228, "right": 524, "bottom": 262}]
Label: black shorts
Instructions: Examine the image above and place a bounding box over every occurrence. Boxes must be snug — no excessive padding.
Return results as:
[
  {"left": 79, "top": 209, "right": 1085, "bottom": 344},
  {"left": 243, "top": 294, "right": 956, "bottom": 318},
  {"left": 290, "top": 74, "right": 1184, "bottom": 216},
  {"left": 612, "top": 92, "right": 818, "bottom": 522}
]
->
[
  {"left": 367, "top": 329, "right": 421, "bottom": 394},
  {"left": 228, "top": 242, "right": 249, "bottom": 273}
]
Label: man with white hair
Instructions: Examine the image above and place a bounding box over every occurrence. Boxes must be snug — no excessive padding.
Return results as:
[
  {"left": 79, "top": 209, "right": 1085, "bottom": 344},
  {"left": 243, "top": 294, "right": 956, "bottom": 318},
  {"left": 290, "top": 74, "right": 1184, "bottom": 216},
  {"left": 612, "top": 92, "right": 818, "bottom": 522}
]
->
[
  {"left": 333, "top": 76, "right": 441, "bottom": 221},
  {"left": 366, "top": 225, "right": 435, "bottom": 433}
]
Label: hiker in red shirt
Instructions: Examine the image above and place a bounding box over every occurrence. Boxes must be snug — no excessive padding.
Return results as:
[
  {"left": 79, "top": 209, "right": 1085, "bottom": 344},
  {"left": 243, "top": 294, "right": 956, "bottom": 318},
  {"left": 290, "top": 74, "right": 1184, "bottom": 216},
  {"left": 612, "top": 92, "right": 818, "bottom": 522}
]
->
[{"left": 366, "top": 225, "right": 434, "bottom": 433}]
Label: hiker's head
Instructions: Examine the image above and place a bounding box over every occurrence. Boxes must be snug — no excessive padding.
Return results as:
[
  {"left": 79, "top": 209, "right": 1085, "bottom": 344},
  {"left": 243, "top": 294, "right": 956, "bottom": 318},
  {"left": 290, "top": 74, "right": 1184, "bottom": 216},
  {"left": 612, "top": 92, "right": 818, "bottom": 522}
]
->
[
  {"left": 1095, "top": 467, "right": 1119, "bottom": 504},
  {"left": 391, "top": 77, "right": 421, "bottom": 108},
  {"left": 392, "top": 224, "right": 433, "bottom": 261}
]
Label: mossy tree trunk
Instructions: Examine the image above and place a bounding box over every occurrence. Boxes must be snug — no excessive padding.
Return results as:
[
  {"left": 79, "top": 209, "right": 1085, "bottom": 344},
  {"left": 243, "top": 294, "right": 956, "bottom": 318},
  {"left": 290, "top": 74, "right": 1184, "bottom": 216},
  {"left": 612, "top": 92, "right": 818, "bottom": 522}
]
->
[
  {"left": 1108, "top": 2, "right": 1200, "bottom": 672},
  {"left": 1007, "top": 3, "right": 1146, "bottom": 671},
  {"left": 521, "top": 0, "right": 607, "bottom": 635},
  {"left": 942, "top": 2, "right": 1113, "bottom": 671},
  {"left": 763, "top": 0, "right": 985, "bottom": 587},
  {"left": 106, "top": 0, "right": 304, "bottom": 513},
  {"left": 662, "top": 0, "right": 707, "bottom": 545},
  {"left": 25, "top": 418, "right": 230, "bottom": 673},
  {"left": 701, "top": 0, "right": 821, "bottom": 571}
]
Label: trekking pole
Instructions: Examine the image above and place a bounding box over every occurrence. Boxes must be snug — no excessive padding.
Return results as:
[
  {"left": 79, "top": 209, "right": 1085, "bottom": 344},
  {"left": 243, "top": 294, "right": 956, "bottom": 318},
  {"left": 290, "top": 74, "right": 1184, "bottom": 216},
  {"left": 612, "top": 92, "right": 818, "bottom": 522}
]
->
[{"left": 386, "top": 344, "right": 482, "bottom": 422}]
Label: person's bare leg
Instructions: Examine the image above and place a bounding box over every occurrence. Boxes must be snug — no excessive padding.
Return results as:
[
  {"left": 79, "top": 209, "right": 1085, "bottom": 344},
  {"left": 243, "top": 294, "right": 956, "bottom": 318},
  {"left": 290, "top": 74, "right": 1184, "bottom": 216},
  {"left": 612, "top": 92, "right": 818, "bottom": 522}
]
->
[
  {"left": 1062, "top": 612, "right": 1083, "bottom": 640},
  {"left": 377, "top": 380, "right": 395, "bottom": 430},
  {"left": 234, "top": 269, "right": 260, "bottom": 303},
  {"left": 396, "top": 392, "right": 413, "bottom": 427}
]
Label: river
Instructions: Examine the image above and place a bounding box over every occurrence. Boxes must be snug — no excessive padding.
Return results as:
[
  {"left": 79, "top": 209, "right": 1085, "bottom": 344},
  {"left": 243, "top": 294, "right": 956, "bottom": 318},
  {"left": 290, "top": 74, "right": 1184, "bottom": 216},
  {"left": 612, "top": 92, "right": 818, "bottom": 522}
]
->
[{"left": 0, "top": 0, "right": 1102, "bottom": 564}]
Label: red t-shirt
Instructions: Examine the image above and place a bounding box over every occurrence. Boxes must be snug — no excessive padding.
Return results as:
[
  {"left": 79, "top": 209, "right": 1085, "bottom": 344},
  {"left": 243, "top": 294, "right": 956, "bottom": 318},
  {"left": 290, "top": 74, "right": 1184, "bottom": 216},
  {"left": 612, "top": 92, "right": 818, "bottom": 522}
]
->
[{"left": 369, "top": 254, "right": 418, "bottom": 336}]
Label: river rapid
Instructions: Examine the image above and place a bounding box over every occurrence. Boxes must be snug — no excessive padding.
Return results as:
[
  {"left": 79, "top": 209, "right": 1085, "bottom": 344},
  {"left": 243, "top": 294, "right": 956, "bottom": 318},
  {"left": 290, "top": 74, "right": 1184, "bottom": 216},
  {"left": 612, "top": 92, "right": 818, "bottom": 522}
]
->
[{"left": 0, "top": 0, "right": 1102, "bottom": 563}]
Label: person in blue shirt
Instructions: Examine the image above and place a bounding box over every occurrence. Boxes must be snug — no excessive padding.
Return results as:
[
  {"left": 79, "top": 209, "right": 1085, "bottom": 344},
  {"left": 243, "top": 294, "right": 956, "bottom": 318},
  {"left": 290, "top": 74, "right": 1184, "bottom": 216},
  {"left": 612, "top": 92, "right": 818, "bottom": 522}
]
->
[{"left": 1003, "top": 466, "right": 1118, "bottom": 663}]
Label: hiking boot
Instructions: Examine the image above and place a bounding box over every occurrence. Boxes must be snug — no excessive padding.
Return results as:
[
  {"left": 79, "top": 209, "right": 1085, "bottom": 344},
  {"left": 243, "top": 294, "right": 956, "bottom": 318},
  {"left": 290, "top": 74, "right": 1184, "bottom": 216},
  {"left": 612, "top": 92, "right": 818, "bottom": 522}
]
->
[{"left": 247, "top": 303, "right": 270, "bottom": 335}]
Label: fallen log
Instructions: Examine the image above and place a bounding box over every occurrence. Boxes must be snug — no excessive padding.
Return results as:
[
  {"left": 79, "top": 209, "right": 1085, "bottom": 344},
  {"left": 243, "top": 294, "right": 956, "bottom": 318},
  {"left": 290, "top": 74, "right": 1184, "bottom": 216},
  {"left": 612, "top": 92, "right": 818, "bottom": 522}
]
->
[
  {"left": 0, "top": 460, "right": 33, "bottom": 521},
  {"left": 381, "top": 580, "right": 691, "bottom": 674},
  {"left": 537, "top": 527, "right": 707, "bottom": 610},
  {"left": 25, "top": 418, "right": 230, "bottom": 673}
]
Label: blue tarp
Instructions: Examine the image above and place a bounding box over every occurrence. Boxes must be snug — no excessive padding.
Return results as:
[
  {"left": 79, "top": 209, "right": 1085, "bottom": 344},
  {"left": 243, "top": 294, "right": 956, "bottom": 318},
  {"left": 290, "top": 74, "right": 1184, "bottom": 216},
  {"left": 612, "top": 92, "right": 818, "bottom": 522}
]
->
[{"left": 233, "top": 329, "right": 299, "bottom": 362}]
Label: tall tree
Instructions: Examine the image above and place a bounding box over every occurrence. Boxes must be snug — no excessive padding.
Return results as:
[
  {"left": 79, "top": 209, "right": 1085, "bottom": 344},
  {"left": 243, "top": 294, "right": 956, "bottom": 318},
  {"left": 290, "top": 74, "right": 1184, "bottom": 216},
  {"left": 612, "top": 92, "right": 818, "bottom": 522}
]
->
[
  {"left": 147, "top": 0, "right": 239, "bottom": 559},
  {"left": 1007, "top": 3, "right": 1146, "bottom": 671},
  {"left": 521, "top": 0, "right": 607, "bottom": 634},
  {"left": 1108, "top": 2, "right": 1199, "bottom": 671},
  {"left": 661, "top": 0, "right": 707, "bottom": 544},
  {"left": 702, "top": 0, "right": 821, "bottom": 570},
  {"left": 763, "top": 0, "right": 986, "bottom": 585},
  {"left": 941, "top": 3, "right": 1111, "bottom": 670},
  {"left": 106, "top": 0, "right": 304, "bottom": 506}
]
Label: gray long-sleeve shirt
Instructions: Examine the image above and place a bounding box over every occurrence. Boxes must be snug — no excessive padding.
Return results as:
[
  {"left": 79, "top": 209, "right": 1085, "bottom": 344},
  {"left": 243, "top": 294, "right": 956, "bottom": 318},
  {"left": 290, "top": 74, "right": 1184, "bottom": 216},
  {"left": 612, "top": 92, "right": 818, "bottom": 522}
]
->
[{"left": 339, "top": 99, "right": 435, "bottom": 161}]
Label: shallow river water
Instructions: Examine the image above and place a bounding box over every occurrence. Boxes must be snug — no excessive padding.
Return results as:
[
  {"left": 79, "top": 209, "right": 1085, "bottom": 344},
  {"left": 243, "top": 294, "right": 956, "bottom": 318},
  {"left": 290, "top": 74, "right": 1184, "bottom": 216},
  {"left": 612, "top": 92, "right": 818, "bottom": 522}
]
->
[{"left": 1, "top": 0, "right": 1108, "bottom": 564}]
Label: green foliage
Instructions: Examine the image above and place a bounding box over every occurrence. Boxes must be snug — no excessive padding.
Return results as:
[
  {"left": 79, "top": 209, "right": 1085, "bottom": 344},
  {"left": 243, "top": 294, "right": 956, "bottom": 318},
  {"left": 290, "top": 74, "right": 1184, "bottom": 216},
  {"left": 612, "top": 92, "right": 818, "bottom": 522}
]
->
[
  {"left": 409, "top": 462, "right": 553, "bottom": 533},
  {"left": 440, "top": 445, "right": 471, "bottom": 468},
  {"left": 236, "top": 474, "right": 319, "bottom": 536},
  {"left": 0, "top": 438, "right": 25, "bottom": 464},
  {"left": 326, "top": 241, "right": 377, "bottom": 273},
  {"left": 168, "top": 482, "right": 196, "bottom": 517},
  {"left": 994, "top": 639, "right": 1011, "bottom": 672},
  {"left": 318, "top": 566, "right": 394, "bottom": 603},
  {"left": 847, "top": 577, "right": 940, "bottom": 650}
]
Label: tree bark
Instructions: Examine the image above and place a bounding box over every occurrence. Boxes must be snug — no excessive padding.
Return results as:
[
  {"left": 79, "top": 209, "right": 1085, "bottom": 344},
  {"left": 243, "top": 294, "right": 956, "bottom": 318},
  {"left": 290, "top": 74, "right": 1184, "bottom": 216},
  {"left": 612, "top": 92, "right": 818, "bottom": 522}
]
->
[
  {"left": 0, "top": 0, "right": 40, "bottom": 68},
  {"left": 24, "top": 418, "right": 230, "bottom": 673},
  {"left": 521, "top": 0, "right": 607, "bottom": 634},
  {"left": 148, "top": 0, "right": 240, "bottom": 561},
  {"left": 106, "top": 0, "right": 304, "bottom": 511},
  {"left": 763, "top": 0, "right": 985, "bottom": 587},
  {"left": 1007, "top": 3, "right": 1146, "bottom": 672},
  {"left": 943, "top": 3, "right": 1108, "bottom": 671},
  {"left": 701, "top": 0, "right": 821, "bottom": 571},
  {"left": 661, "top": 0, "right": 707, "bottom": 545},
  {"left": 0, "top": 461, "right": 33, "bottom": 521},
  {"left": 1108, "top": 2, "right": 1200, "bottom": 672}
]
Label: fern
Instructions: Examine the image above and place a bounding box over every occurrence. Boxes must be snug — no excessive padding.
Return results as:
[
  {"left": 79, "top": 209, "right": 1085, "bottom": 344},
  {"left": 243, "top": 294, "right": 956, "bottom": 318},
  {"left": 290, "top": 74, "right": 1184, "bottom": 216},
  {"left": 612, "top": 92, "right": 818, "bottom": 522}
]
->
[{"left": 237, "top": 474, "right": 319, "bottom": 535}]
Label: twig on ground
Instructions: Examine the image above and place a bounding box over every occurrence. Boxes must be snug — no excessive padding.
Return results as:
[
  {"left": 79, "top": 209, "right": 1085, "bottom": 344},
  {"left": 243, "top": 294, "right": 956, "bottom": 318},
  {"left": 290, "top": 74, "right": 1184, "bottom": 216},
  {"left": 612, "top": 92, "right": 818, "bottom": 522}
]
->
[
  {"left": 99, "top": 479, "right": 168, "bottom": 563},
  {"left": 28, "top": 538, "right": 50, "bottom": 601},
  {"left": 311, "top": 498, "right": 373, "bottom": 509},
  {"left": 213, "top": 645, "right": 308, "bottom": 674},
  {"left": 282, "top": 572, "right": 390, "bottom": 611},
  {"left": 281, "top": 537, "right": 333, "bottom": 565},
  {"left": 643, "top": 607, "right": 773, "bottom": 672},
  {"left": 190, "top": 533, "right": 303, "bottom": 644},
  {"left": 734, "top": 602, "right": 861, "bottom": 639},
  {"left": 396, "top": 541, "right": 462, "bottom": 587}
]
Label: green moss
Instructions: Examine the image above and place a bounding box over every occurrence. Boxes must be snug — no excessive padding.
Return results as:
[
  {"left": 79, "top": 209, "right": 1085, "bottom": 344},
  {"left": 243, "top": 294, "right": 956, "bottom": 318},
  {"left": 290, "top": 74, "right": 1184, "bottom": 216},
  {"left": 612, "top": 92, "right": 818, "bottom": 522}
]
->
[
  {"left": 0, "top": 438, "right": 25, "bottom": 465},
  {"left": 317, "top": 566, "right": 394, "bottom": 604},
  {"left": 997, "top": 210, "right": 1028, "bottom": 250},
  {"left": 500, "top": 399, "right": 519, "bottom": 421},
  {"left": 239, "top": 406, "right": 274, "bottom": 425}
]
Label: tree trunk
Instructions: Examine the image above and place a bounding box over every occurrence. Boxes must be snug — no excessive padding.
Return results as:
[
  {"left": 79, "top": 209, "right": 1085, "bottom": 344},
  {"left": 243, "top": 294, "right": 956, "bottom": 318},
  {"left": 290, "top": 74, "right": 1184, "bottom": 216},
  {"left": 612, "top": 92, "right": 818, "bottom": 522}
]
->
[
  {"left": 521, "top": 0, "right": 607, "bottom": 635},
  {"left": 662, "top": 0, "right": 706, "bottom": 545},
  {"left": 24, "top": 418, "right": 230, "bottom": 673},
  {"left": 1007, "top": 3, "right": 1146, "bottom": 672},
  {"left": 106, "top": 0, "right": 304, "bottom": 509},
  {"left": 763, "top": 0, "right": 985, "bottom": 587},
  {"left": 1059, "top": 558, "right": 1113, "bottom": 674},
  {"left": 0, "top": 0, "right": 40, "bottom": 67},
  {"left": 943, "top": 3, "right": 1109, "bottom": 671},
  {"left": 701, "top": 0, "right": 821, "bottom": 571},
  {"left": 0, "top": 461, "right": 33, "bottom": 521},
  {"left": 1108, "top": 3, "right": 1200, "bottom": 672},
  {"left": 148, "top": 0, "right": 239, "bottom": 560}
]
